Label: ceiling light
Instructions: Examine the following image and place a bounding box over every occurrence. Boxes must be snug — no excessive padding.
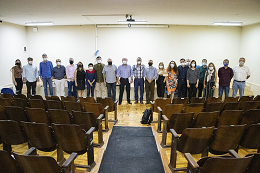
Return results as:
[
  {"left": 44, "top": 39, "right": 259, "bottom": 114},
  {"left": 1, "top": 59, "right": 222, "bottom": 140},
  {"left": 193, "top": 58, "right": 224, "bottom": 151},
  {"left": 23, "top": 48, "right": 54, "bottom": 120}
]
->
[
  {"left": 212, "top": 21, "right": 243, "bottom": 26},
  {"left": 25, "top": 21, "right": 54, "bottom": 26},
  {"left": 118, "top": 14, "right": 147, "bottom": 24},
  {"left": 97, "top": 24, "right": 168, "bottom": 28}
]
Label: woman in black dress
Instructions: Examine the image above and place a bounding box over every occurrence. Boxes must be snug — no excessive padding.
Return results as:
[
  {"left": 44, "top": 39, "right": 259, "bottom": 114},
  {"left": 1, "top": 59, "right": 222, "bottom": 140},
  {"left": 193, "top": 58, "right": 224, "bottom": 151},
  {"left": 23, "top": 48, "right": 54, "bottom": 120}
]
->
[
  {"left": 74, "top": 62, "right": 86, "bottom": 98},
  {"left": 156, "top": 62, "right": 167, "bottom": 98}
]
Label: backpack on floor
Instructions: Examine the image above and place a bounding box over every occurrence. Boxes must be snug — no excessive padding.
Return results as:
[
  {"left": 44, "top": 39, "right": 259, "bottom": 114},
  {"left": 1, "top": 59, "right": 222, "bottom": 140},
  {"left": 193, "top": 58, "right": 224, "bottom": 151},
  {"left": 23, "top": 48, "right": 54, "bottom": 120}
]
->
[{"left": 141, "top": 108, "right": 152, "bottom": 125}]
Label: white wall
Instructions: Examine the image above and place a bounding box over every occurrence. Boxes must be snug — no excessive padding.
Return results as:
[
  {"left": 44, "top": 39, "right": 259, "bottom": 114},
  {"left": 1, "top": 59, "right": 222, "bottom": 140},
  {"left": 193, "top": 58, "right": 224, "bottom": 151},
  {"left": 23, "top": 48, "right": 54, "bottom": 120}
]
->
[{"left": 0, "top": 22, "right": 27, "bottom": 88}]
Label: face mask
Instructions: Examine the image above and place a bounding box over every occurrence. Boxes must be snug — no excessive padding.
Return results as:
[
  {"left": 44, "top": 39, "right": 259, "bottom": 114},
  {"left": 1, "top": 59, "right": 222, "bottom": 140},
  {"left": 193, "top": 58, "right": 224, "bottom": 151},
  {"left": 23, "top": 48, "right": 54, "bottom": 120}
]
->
[
  {"left": 97, "top": 60, "right": 102, "bottom": 64},
  {"left": 149, "top": 63, "right": 153, "bottom": 66},
  {"left": 202, "top": 62, "right": 207, "bottom": 66},
  {"left": 29, "top": 61, "right": 33, "bottom": 65},
  {"left": 123, "top": 61, "right": 127, "bottom": 64},
  {"left": 239, "top": 61, "right": 244, "bottom": 66},
  {"left": 224, "top": 63, "right": 228, "bottom": 67},
  {"left": 186, "top": 62, "right": 190, "bottom": 66},
  {"left": 16, "top": 63, "right": 20, "bottom": 66},
  {"left": 78, "top": 65, "right": 83, "bottom": 68},
  {"left": 43, "top": 58, "right": 47, "bottom": 61},
  {"left": 57, "top": 62, "right": 61, "bottom": 65},
  {"left": 159, "top": 66, "right": 163, "bottom": 69},
  {"left": 70, "top": 61, "right": 73, "bottom": 64},
  {"left": 89, "top": 67, "right": 93, "bottom": 70},
  {"left": 137, "top": 61, "right": 141, "bottom": 64},
  {"left": 191, "top": 63, "right": 195, "bottom": 67},
  {"left": 170, "top": 64, "right": 174, "bottom": 68},
  {"left": 209, "top": 67, "right": 213, "bottom": 70},
  {"left": 108, "top": 62, "right": 112, "bottom": 65},
  {"left": 181, "top": 63, "right": 186, "bottom": 66}
]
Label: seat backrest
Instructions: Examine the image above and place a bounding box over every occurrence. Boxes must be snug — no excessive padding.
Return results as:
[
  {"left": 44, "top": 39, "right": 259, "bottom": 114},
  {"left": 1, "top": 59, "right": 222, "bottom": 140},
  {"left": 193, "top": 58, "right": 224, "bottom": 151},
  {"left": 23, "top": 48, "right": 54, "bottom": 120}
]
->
[
  {"left": 96, "top": 97, "right": 114, "bottom": 112},
  {"left": 0, "top": 98, "right": 13, "bottom": 106},
  {"left": 190, "top": 97, "right": 206, "bottom": 104},
  {"left": 194, "top": 111, "right": 219, "bottom": 128},
  {"left": 84, "top": 102, "right": 103, "bottom": 117},
  {"left": 73, "top": 111, "right": 97, "bottom": 131},
  {"left": 4, "top": 106, "right": 28, "bottom": 123},
  {"left": 13, "top": 94, "right": 27, "bottom": 99},
  {"left": 29, "top": 95, "right": 43, "bottom": 100},
  {"left": 48, "top": 109, "right": 71, "bottom": 124},
  {"left": 45, "top": 100, "right": 63, "bottom": 110},
  {"left": 22, "top": 122, "right": 56, "bottom": 151},
  {"left": 168, "top": 112, "right": 194, "bottom": 134},
  {"left": 254, "top": 95, "right": 260, "bottom": 101},
  {"left": 0, "top": 105, "right": 8, "bottom": 120},
  {"left": 0, "top": 150, "right": 20, "bottom": 173},
  {"left": 217, "top": 110, "right": 243, "bottom": 127},
  {"left": 222, "top": 102, "right": 240, "bottom": 111},
  {"left": 26, "top": 107, "right": 51, "bottom": 126},
  {"left": 52, "top": 123, "right": 87, "bottom": 153},
  {"left": 199, "top": 155, "right": 253, "bottom": 173},
  {"left": 178, "top": 127, "right": 214, "bottom": 154},
  {"left": 245, "top": 153, "right": 260, "bottom": 173},
  {"left": 184, "top": 103, "right": 204, "bottom": 117},
  {"left": 61, "top": 96, "right": 76, "bottom": 104},
  {"left": 240, "top": 123, "right": 260, "bottom": 150},
  {"left": 172, "top": 98, "right": 189, "bottom": 107},
  {"left": 210, "top": 125, "right": 245, "bottom": 154},
  {"left": 45, "top": 95, "right": 60, "bottom": 101},
  {"left": 206, "top": 97, "right": 222, "bottom": 103},
  {"left": 1, "top": 88, "right": 14, "bottom": 95},
  {"left": 239, "top": 95, "right": 254, "bottom": 102},
  {"left": 80, "top": 97, "right": 96, "bottom": 108},
  {"left": 28, "top": 99, "right": 46, "bottom": 109},
  {"left": 162, "top": 104, "right": 183, "bottom": 119},
  {"left": 1, "top": 93, "right": 13, "bottom": 98},
  {"left": 203, "top": 102, "right": 223, "bottom": 112},
  {"left": 11, "top": 98, "right": 28, "bottom": 109},
  {"left": 223, "top": 97, "right": 239, "bottom": 104},
  {"left": 240, "top": 101, "right": 260, "bottom": 111},
  {"left": 0, "top": 120, "right": 27, "bottom": 145},
  {"left": 239, "top": 109, "right": 260, "bottom": 126},
  {"left": 153, "top": 98, "right": 171, "bottom": 112},
  {"left": 64, "top": 101, "right": 83, "bottom": 114},
  {"left": 14, "top": 152, "right": 61, "bottom": 173}
]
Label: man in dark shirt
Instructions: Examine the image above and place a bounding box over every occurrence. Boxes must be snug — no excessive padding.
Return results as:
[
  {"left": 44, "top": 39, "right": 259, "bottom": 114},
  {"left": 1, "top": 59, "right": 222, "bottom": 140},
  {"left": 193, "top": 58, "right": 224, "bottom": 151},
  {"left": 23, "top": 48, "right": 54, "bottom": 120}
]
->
[
  {"left": 51, "top": 59, "right": 66, "bottom": 98},
  {"left": 178, "top": 58, "right": 189, "bottom": 97},
  {"left": 198, "top": 59, "right": 207, "bottom": 97},
  {"left": 218, "top": 59, "right": 233, "bottom": 99}
]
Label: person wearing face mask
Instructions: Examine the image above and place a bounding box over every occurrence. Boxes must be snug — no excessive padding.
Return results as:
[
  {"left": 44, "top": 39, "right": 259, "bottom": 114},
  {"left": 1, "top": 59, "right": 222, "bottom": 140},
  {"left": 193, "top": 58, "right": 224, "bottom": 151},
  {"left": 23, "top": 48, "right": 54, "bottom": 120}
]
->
[
  {"left": 198, "top": 59, "right": 208, "bottom": 97},
  {"left": 144, "top": 60, "right": 157, "bottom": 104},
  {"left": 66, "top": 58, "right": 77, "bottom": 100},
  {"left": 232, "top": 57, "right": 251, "bottom": 98},
  {"left": 203, "top": 62, "right": 217, "bottom": 98},
  {"left": 178, "top": 58, "right": 189, "bottom": 98},
  {"left": 156, "top": 62, "right": 167, "bottom": 98},
  {"left": 51, "top": 59, "right": 66, "bottom": 98},
  {"left": 74, "top": 62, "right": 86, "bottom": 98},
  {"left": 187, "top": 60, "right": 200, "bottom": 101},
  {"left": 86, "top": 63, "right": 96, "bottom": 97},
  {"left": 218, "top": 59, "right": 233, "bottom": 99},
  {"left": 94, "top": 56, "right": 106, "bottom": 98},
  {"left": 132, "top": 57, "right": 145, "bottom": 104},
  {"left": 22, "top": 57, "right": 39, "bottom": 97},
  {"left": 12, "top": 59, "right": 23, "bottom": 94},
  {"left": 102, "top": 58, "right": 117, "bottom": 101},
  {"left": 186, "top": 59, "right": 191, "bottom": 67},
  {"left": 39, "top": 53, "right": 53, "bottom": 96},
  {"left": 117, "top": 58, "right": 133, "bottom": 105},
  {"left": 166, "top": 61, "right": 178, "bottom": 102}
]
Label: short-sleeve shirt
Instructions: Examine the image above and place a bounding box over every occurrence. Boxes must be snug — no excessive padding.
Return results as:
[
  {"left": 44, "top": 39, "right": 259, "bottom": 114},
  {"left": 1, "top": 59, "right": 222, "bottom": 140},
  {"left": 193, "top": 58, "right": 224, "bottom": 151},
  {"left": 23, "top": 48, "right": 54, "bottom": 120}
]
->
[
  {"left": 102, "top": 65, "right": 117, "bottom": 83},
  {"left": 94, "top": 63, "right": 105, "bottom": 82},
  {"left": 233, "top": 65, "right": 251, "bottom": 81},
  {"left": 12, "top": 66, "right": 23, "bottom": 78}
]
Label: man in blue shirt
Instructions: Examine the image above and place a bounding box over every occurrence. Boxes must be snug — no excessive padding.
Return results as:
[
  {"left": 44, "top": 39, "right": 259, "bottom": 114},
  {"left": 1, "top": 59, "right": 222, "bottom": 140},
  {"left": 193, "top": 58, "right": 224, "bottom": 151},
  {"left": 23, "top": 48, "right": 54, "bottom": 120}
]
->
[
  {"left": 144, "top": 60, "right": 157, "bottom": 104},
  {"left": 39, "top": 53, "right": 53, "bottom": 96},
  {"left": 117, "top": 58, "right": 133, "bottom": 105},
  {"left": 178, "top": 58, "right": 189, "bottom": 97}
]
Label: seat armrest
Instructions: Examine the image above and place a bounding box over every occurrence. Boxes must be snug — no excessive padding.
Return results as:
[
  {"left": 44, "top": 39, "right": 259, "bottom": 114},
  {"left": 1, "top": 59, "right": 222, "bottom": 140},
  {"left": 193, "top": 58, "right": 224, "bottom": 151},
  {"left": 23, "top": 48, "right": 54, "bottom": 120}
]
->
[
  {"left": 184, "top": 153, "right": 199, "bottom": 169},
  {"left": 169, "top": 129, "right": 179, "bottom": 138},
  {"left": 24, "top": 147, "right": 37, "bottom": 155},
  {"left": 104, "top": 105, "right": 109, "bottom": 110},
  {"left": 97, "top": 114, "right": 104, "bottom": 120},
  {"left": 62, "top": 152, "right": 78, "bottom": 168},
  {"left": 228, "top": 150, "right": 241, "bottom": 158},
  {"left": 86, "top": 127, "right": 95, "bottom": 135},
  {"left": 162, "top": 115, "right": 169, "bottom": 121},
  {"left": 114, "top": 100, "right": 118, "bottom": 104},
  {"left": 157, "top": 106, "right": 162, "bottom": 112}
]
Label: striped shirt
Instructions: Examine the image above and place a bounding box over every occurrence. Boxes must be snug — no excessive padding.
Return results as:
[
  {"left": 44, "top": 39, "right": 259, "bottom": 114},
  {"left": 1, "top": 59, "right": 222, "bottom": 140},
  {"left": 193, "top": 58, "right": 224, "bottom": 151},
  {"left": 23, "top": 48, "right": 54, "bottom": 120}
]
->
[{"left": 132, "top": 64, "right": 145, "bottom": 78}]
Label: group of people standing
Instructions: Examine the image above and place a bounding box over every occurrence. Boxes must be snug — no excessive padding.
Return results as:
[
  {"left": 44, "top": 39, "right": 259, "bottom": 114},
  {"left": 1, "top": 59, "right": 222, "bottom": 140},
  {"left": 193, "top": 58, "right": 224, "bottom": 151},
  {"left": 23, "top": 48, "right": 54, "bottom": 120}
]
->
[{"left": 12, "top": 54, "right": 250, "bottom": 103}]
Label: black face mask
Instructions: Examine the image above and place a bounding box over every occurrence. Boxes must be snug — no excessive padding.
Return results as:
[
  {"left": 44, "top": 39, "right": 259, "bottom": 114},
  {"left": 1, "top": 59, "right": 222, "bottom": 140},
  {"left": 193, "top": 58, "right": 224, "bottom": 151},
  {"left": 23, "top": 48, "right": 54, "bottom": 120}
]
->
[
  {"left": 70, "top": 61, "right": 74, "bottom": 64},
  {"left": 78, "top": 65, "right": 82, "bottom": 68},
  {"left": 16, "top": 63, "right": 20, "bottom": 66},
  {"left": 148, "top": 63, "right": 153, "bottom": 66},
  {"left": 108, "top": 62, "right": 112, "bottom": 65}
]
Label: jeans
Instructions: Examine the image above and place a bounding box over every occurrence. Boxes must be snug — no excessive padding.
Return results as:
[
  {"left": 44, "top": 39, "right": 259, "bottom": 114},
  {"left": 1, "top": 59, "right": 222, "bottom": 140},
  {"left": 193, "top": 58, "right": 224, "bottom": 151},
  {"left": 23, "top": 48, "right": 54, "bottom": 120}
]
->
[
  {"left": 42, "top": 78, "right": 53, "bottom": 96},
  {"left": 219, "top": 86, "right": 230, "bottom": 98},
  {"left": 87, "top": 83, "right": 95, "bottom": 97},
  {"left": 15, "top": 78, "right": 23, "bottom": 94},
  {"left": 232, "top": 81, "right": 245, "bottom": 98},
  {"left": 134, "top": 78, "right": 144, "bottom": 101},
  {"left": 26, "top": 81, "right": 36, "bottom": 97},
  {"left": 106, "top": 82, "right": 116, "bottom": 101},
  {"left": 68, "top": 81, "right": 77, "bottom": 100}
]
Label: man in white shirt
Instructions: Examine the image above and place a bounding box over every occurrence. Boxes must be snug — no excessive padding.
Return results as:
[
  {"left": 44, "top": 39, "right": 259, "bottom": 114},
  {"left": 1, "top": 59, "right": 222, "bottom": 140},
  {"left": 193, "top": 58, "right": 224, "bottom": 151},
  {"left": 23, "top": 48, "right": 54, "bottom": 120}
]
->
[{"left": 232, "top": 57, "right": 251, "bottom": 98}]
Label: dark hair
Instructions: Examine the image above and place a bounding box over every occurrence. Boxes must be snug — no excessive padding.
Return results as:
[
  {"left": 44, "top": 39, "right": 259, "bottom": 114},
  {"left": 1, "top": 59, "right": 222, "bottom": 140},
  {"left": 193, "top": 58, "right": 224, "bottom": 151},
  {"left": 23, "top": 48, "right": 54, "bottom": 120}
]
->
[
  {"left": 15, "top": 59, "right": 22, "bottom": 69},
  {"left": 27, "top": 57, "right": 33, "bottom": 60},
  {"left": 223, "top": 59, "right": 229, "bottom": 63},
  {"left": 96, "top": 56, "right": 101, "bottom": 59},
  {"left": 77, "top": 61, "right": 84, "bottom": 71},
  {"left": 208, "top": 62, "right": 216, "bottom": 71},
  {"left": 167, "top": 61, "right": 178, "bottom": 74},
  {"left": 202, "top": 59, "right": 207, "bottom": 62},
  {"left": 180, "top": 58, "right": 185, "bottom": 62},
  {"left": 191, "top": 60, "right": 197, "bottom": 68},
  {"left": 88, "top": 63, "right": 93, "bottom": 67}
]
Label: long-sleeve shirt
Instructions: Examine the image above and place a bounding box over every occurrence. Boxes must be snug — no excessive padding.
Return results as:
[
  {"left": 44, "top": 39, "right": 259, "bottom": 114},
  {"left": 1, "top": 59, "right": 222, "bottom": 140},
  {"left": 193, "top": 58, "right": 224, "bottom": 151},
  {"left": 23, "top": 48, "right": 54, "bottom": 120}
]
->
[
  {"left": 144, "top": 67, "right": 157, "bottom": 80},
  {"left": 218, "top": 67, "right": 233, "bottom": 87},
  {"left": 132, "top": 64, "right": 145, "bottom": 78},
  {"left": 187, "top": 68, "right": 200, "bottom": 84},
  {"left": 52, "top": 66, "right": 66, "bottom": 79},
  {"left": 102, "top": 65, "right": 117, "bottom": 83},
  {"left": 178, "top": 65, "right": 189, "bottom": 79},
  {"left": 39, "top": 60, "right": 53, "bottom": 79},
  {"left": 117, "top": 64, "right": 133, "bottom": 78},
  {"left": 22, "top": 64, "right": 39, "bottom": 82},
  {"left": 65, "top": 64, "right": 77, "bottom": 82}
]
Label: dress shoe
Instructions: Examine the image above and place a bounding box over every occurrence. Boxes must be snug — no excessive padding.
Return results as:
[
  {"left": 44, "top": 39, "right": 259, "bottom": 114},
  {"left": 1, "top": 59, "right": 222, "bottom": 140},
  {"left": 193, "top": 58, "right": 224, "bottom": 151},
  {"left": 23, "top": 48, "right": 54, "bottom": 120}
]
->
[
  {"left": 140, "top": 100, "right": 143, "bottom": 104},
  {"left": 145, "top": 102, "right": 150, "bottom": 105},
  {"left": 134, "top": 100, "right": 138, "bottom": 104},
  {"left": 118, "top": 102, "right": 122, "bottom": 105},
  {"left": 128, "top": 101, "right": 132, "bottom": 105}
]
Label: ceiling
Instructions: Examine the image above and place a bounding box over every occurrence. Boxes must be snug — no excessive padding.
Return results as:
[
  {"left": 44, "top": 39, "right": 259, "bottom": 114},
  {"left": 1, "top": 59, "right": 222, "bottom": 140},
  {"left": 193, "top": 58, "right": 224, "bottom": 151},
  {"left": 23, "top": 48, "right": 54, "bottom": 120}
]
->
[{"left": 0, "top": 0, "right": 260, "bottom": 26}]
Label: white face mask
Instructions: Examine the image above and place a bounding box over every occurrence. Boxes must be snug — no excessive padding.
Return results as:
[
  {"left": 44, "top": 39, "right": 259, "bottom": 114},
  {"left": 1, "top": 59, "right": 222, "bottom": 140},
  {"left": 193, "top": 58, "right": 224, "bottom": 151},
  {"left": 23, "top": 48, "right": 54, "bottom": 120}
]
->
[
  {"left": 28, "top": 61, "right": 33, "bottom": 65},
  {"left": 202, "top": 62, "right": 207, "bottom": 66},
  {"left": 209, "top": 67, "right": 213, "bottom": 70},
  {"left": 57, "top": 62, "right": 61, "bottom": 65},
  {"left": 170, "top": 64, "right": 174, "bottom": 68},
  {"left": 159, "top": 65, "right": 163, "bottom": 69},
  {"left": 89, "top": 67, "right": 93, "bottom": 70},
  {"left": 137, "top": 61, "right": 141, "bottom": 64},
  {"left": 186, "top": 62, "right": 190, "bottom": 66},
  {"left": 123, "top": 61, "right": 127, "bottom": 64},
  {"left": 97, "top": 60, "right": 102, "bottom": 63},
  {"left": 181, "top": 63, "right": 186, "bottom": 66},
  {"left": 191, "top": 63, "right": 195, "bottom": 67},
  {"left": 239, "top": 61, "right": 245, "bottom": 66},
  {"left": 43, "top": 58, "right": 47, "bottom": 61}
]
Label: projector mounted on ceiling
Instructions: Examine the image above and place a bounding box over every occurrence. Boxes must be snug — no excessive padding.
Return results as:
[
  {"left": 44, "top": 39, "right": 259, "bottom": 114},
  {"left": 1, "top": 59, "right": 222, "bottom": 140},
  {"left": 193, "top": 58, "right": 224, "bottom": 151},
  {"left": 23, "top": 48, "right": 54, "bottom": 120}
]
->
[{"left": 118, "top": 14, "right": 147, "bottom": 27}]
